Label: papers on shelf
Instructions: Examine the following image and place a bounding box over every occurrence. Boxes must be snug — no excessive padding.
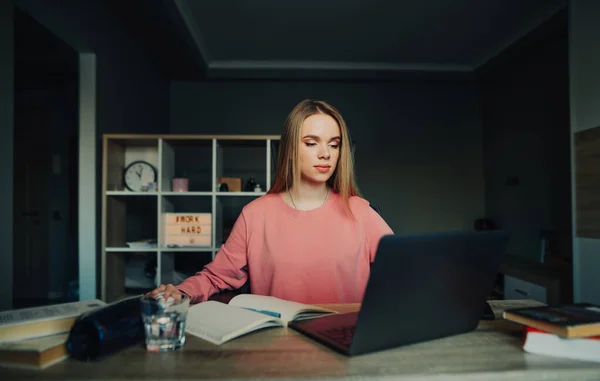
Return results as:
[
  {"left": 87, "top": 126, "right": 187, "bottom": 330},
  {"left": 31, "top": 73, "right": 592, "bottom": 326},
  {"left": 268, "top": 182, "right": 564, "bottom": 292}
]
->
[{"left": 126, "top": 239, "right": 157, "bottom": 249}]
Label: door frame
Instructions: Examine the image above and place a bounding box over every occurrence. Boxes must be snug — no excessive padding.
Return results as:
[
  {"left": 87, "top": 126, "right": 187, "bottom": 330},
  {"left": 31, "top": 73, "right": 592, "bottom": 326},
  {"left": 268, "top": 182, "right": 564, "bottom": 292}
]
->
[
  {"left": 78, "top": 53, "right": 96, "bottom": 301},
  {"left": 6, "top": 4, "right": 99, "bottom": 310}
]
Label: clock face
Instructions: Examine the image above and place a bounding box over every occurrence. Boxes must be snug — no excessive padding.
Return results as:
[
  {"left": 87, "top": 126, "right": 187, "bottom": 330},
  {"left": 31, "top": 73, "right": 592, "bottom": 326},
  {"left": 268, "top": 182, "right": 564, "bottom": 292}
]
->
[{"left": 123, "top": 161, "right": 157, "bottom": 192}]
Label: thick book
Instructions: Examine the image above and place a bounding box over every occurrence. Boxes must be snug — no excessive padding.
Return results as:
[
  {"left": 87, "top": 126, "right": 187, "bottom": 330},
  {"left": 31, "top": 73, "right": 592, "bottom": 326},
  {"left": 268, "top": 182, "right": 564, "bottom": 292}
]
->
[
  {"left": 523, "top": 326, "right": 600, "bottom": 363},
  {"left": 0, "top": 299, "right": 106, "bottom": 343},
  {"left": 185, "top": 295, "right": 336, "bottom": 345},
  {"left": 503, "top": 303, "right": 600, "bottom": 338},
  {"left": 0, "top": 333, "right": 69, "bottom": 370}
]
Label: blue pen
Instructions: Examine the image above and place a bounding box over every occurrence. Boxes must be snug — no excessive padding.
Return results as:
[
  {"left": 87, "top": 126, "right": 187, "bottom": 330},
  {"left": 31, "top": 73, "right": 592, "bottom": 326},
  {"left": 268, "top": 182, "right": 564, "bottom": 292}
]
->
[{"left": 242, "top": 307, "right": 281, "bottom": 318}]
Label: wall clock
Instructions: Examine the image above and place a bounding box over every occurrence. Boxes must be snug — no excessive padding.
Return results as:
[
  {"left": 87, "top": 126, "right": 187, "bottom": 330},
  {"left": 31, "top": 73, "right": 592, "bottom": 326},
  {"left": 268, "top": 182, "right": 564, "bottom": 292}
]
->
[{"left": 123, "top": 160, "right": 157, "bottom": 192}]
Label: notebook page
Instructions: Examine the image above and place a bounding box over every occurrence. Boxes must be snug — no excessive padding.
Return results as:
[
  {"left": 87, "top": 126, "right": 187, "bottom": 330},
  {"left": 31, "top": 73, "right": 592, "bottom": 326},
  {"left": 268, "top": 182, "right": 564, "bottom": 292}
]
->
[
  {"left": 229, "top": 295, "right": 334, "bottom": 323},
  {"left": 185, "top": 301, "right": 283, "bottom": 345},
  {"left": 0, "top": 299, "right": 106, "bottom": 327}
]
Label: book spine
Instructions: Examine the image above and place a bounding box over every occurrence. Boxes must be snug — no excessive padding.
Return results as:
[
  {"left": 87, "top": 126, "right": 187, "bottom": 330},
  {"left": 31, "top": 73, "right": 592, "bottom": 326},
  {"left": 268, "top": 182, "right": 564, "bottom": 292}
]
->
[{"left": 525, "top": 326, "right": 600, "bottom": 340}]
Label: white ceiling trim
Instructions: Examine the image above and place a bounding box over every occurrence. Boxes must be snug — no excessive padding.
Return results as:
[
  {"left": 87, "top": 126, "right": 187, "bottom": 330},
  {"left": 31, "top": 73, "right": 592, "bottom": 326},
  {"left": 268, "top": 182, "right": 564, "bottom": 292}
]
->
[
  {"left": 208, "top": 60, "right": 472, "bottom": 73},
  {"left": 175, "top": 0, "right": 566, "bottom": 77},
  {"left": 174, "top": 0, "right": 473, "bottom": 75}
]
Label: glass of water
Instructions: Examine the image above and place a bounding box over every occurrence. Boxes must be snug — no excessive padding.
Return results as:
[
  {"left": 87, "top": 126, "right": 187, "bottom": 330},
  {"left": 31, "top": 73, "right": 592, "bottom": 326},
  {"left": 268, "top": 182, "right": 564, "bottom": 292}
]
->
[{"left": 140, "top": 293, "right": 190, "bottom": 351}]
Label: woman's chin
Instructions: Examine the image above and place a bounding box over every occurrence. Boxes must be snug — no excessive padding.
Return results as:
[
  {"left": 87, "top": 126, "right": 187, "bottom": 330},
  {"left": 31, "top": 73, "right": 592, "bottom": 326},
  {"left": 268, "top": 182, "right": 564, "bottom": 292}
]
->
[{"left": 301, "top": 174, "right": 332, "bottom": 185}]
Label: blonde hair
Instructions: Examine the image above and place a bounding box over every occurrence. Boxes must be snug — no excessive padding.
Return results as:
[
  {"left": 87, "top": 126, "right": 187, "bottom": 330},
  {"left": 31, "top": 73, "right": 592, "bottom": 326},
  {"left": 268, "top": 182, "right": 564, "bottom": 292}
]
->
[{"left": 269, "top": 99, "right": 361, "bottom": 216}]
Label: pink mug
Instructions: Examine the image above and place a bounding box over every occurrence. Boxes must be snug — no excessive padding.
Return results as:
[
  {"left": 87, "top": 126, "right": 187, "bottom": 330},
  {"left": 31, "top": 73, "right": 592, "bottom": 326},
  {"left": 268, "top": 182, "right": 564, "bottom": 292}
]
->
[{"left": 172, "top": 178, "right": 189, "bottom": 192}]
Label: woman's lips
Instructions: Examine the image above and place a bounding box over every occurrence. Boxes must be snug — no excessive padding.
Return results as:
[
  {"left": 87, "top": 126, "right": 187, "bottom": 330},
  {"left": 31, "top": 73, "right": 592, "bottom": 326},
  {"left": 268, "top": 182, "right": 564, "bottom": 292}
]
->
[{"left": 315, "top": 165, "right": 331, "bottom": 173}]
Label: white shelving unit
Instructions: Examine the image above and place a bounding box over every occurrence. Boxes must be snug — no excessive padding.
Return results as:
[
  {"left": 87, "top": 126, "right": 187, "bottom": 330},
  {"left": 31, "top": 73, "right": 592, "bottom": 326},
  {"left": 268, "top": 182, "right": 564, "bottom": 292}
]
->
[{"left": 101, "top": 134, "right": 280, "bottom": 302}]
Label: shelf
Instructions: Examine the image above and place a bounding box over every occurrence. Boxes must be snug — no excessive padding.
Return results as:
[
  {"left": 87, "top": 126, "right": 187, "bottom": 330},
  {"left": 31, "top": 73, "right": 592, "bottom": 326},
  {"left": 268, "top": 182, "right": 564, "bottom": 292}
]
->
[
  {"left": 105, "top": 246, "right": 214, "bottom": 253},
  {"left": 161, "top": 139, "right": 212, "bottom": 192},
  {"left": 161, "top": 191, "right": 212, "bottom": 196},
  {"left": 105, "top": 196, "right": 157, "bottom": 249},
  {"left": 217, "top": 192, "right": 266, "bottom": 197},
  {"left": 102, "top": 134, "right": 280, "bottom": 302},
  {"left": 106, "top": 191, "right": 267, "bottom": 197},
  {"left": 161, "top": 247, "right": 214, "bottom": 252},
  {"left": 158, "top": 191, "right": 266, "bottom": 196},
  {"left": 216, "top": 139, "right": 269, "bottom": 193},
  {"left": 106, "top": 247, "right": 159, "bottom": 252},
  {"left": 104, "top": 138, "right": 159, "bottom": 193},
  {"left": 106, "top": 191, "right": 158, "bottom": 196}
]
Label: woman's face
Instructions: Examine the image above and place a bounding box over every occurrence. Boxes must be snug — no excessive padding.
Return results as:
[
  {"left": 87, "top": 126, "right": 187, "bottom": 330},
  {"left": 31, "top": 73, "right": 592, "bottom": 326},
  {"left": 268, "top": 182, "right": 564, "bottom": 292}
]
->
[{"left": 299, "top": 113, "right": 341, "bottom": 186}]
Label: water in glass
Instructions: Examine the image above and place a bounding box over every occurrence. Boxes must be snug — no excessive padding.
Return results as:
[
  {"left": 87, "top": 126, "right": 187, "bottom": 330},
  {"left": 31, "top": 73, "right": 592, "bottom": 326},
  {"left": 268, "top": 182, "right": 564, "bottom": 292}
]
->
[{"left": 141, "top": 293, "right": 190, "bottom": 351}]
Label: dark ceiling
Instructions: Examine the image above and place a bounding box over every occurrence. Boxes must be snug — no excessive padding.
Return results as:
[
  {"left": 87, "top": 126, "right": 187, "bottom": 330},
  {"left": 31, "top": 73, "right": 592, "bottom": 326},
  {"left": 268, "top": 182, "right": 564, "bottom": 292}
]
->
[
  {"left": 25, "top": 0, "right": 567, "bottom": 82},
  {"left": 14, "top": 8, "right": 78, "bottom": 84},
  {"left": 99, "top": 0, "right": 205, "bottom": 80}
]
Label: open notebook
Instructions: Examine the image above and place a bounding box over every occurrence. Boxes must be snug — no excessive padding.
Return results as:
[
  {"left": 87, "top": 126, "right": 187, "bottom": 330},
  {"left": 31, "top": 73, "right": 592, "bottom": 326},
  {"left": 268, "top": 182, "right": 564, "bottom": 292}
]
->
[{"left": 184, "top": 295, "right": 336, "bottom": 345}]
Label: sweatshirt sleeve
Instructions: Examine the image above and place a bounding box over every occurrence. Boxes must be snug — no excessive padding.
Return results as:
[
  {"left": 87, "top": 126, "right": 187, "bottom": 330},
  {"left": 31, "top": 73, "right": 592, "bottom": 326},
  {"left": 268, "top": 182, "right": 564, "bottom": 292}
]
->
[
  {"left": 364, "top": 206, "right": 394, "bottom": 263},
  {"left": 176, "top": 210, "right": 249, "bottom": 303}
]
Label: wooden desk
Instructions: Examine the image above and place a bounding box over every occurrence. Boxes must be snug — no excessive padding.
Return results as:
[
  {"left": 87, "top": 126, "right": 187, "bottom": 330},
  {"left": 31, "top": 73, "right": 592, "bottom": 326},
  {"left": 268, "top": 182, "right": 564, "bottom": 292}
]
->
[{"left": 2, "top": 301, "right": 600, "bottom": 381}]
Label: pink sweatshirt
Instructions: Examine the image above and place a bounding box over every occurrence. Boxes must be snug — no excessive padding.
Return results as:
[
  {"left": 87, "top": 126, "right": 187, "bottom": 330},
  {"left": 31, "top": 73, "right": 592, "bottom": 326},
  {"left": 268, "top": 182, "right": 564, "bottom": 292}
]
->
[{"left": 176, "top": 192, "right": 393, "bottom": 304}]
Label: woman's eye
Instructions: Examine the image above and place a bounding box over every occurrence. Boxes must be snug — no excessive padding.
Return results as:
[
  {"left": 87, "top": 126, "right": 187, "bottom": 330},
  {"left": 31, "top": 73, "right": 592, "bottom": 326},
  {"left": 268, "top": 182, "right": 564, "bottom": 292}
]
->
[
  {"left": 305, "top": 142, "right": 317, "bottom": 147},
  {"left": 329, "top": 144, "right": 340, "bottom": 149}
]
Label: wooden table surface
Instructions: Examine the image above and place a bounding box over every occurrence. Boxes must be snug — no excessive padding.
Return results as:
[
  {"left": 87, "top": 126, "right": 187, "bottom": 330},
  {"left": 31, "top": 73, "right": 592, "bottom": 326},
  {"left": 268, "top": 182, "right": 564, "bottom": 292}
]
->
[{"left": 2, "top": 301, "right": 600, "bottom": 381}]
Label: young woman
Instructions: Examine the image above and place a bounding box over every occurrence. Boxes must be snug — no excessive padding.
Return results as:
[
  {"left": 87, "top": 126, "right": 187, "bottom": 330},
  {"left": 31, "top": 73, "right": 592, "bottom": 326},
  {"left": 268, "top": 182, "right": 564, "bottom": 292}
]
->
[{"left": 151, "top": 99, "right": 393, "bottom": 304}]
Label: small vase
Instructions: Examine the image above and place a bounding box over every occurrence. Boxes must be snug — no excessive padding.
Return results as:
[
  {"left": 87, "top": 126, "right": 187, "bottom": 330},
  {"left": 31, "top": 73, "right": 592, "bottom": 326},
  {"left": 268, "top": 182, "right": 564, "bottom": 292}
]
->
[{"left": 172, "top": 178, "right": 189, "bottom": 192}]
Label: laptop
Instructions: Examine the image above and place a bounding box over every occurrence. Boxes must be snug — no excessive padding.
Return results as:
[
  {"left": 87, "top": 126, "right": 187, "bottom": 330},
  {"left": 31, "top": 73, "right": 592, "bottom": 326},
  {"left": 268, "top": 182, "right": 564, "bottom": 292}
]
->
[{"left": 288, "top": 230, "right": 509, "bottom": 356}]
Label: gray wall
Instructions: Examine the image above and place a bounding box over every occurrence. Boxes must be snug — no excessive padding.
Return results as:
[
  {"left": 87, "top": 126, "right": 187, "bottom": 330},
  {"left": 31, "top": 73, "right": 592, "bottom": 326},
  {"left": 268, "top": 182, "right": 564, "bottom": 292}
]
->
[
  {"left": 17, "top": 0, "right": 170, "bottom": 135},
  {"left": 170, "top": 81, "right": 484, "bottom": 233},
  {"left": 569, "top": 0, "right": 600, "bottom": 304},
  {"left": 8, "top": 0, "right": 170, "bottom": 304},
  {"left": 480, "top": 27, "right": 571, "bottom": 262},
  {"left": 0, "top": 0, "right": 14, "bottom": 310}
]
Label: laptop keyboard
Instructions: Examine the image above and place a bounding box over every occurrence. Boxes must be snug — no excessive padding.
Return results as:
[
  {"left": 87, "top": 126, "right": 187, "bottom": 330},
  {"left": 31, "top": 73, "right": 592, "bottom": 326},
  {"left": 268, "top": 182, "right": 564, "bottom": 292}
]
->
[{"left": 317, "top": 325, "right": 355, "bottom": 347}]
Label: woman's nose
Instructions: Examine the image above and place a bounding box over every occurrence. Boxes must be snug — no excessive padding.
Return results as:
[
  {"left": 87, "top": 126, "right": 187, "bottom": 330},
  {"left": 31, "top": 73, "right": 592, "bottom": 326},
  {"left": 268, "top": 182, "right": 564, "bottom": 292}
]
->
[{"left": 318, "top": 145, "right": 331, "bottom": 159}]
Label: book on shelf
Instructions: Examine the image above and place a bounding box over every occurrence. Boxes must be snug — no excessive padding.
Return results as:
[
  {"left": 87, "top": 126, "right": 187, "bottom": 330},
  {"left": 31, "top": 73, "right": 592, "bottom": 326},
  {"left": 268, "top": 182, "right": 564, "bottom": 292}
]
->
[
  {"left": 185, "top": 294, "right": 336, "bottom": 345},
  {"left": 0, "top": 333, "right": 69, "bottom": 370},
  {"left": 522, "top": 326, "right": 600, "bottom": 363},
  {"left": 503, "top": 302, "right": 600, "bottom": 339},
  {"left": 0, "top": 299, "right": 107, "bottom": 343}
]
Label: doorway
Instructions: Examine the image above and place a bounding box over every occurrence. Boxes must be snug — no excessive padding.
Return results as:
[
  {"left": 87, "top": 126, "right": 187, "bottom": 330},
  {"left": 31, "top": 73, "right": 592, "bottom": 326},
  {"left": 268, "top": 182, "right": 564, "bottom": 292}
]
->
[{"left": 13, "top": 8, "right": 79, "bottom": 308}]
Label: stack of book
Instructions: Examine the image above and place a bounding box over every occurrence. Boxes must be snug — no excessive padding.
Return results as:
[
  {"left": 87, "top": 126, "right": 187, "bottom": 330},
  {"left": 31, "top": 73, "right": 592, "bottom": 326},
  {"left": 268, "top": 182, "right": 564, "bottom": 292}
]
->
[
  {"left": 0, "top": 299, "right": 106, "bottom": 370},
  {"left": 503, "top": 303, "right": 600, "bottom": 363}
]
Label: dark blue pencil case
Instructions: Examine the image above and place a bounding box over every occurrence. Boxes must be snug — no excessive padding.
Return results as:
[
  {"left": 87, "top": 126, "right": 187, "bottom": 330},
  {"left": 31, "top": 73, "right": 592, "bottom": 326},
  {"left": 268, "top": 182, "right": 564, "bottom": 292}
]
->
[{"left": 67, "top": 296, "right": 145, "bottom": 361}]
